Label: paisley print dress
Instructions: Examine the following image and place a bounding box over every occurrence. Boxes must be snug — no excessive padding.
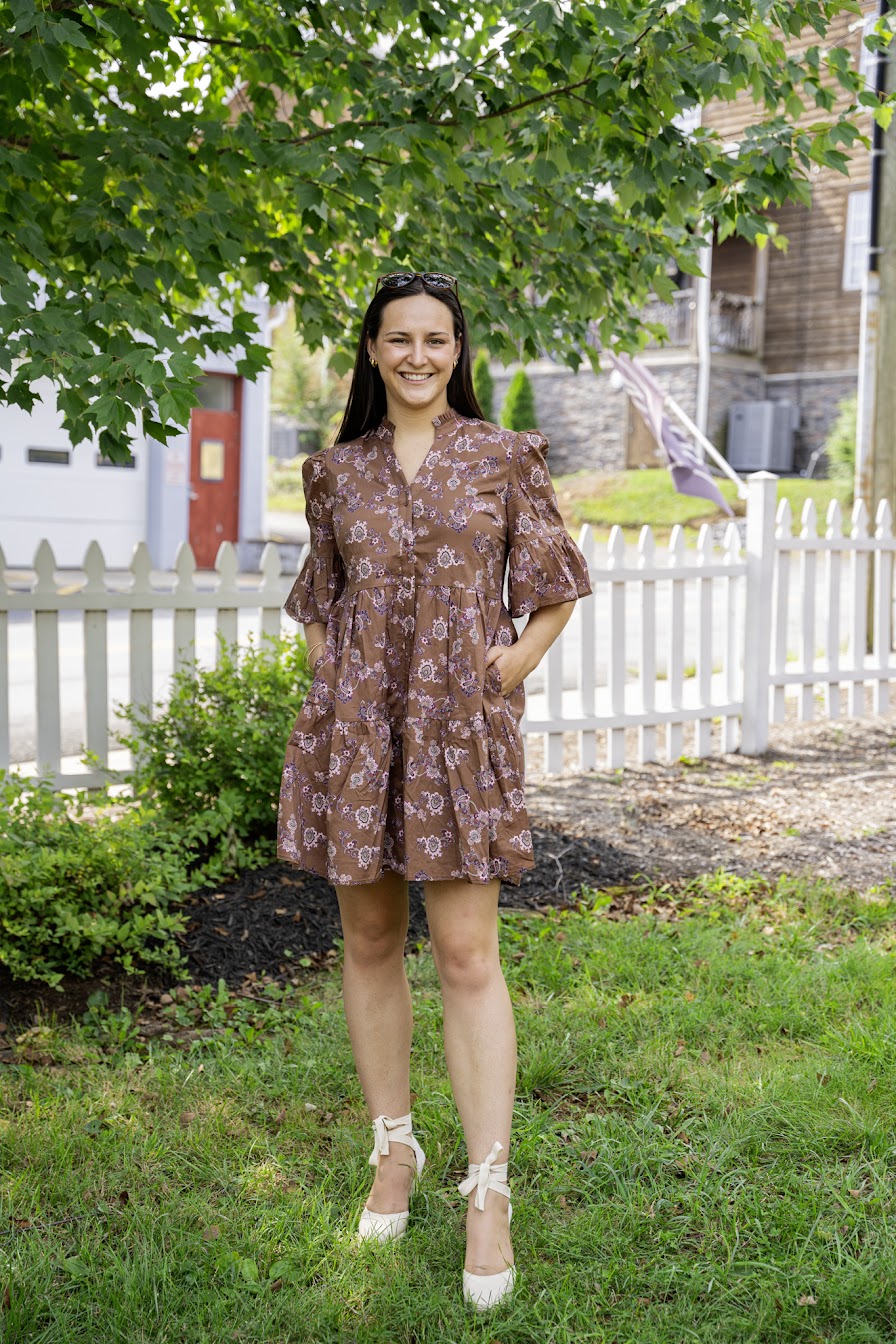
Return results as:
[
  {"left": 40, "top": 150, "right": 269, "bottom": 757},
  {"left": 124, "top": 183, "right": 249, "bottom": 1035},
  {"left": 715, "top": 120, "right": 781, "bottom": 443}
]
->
[{"left": 276, "top": 406, "right": 593, "bottom": 887}]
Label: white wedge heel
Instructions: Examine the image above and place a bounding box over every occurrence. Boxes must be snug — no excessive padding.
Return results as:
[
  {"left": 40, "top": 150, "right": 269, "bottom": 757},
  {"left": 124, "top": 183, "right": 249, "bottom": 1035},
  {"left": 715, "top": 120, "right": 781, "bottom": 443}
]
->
[
  {"left": 457, "top": 1140, "right": 517, "bottom": 1310},
  {"left": 355, "top": 1112, "right": 426, "bottom": 1245}
]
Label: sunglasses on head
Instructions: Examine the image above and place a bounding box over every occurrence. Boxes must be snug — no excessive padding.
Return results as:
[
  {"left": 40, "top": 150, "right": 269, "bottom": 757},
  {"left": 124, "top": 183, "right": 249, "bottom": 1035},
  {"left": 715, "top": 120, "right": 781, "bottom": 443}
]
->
[{"left": 375, "top": 271, "right": 459, "bottom": 296}]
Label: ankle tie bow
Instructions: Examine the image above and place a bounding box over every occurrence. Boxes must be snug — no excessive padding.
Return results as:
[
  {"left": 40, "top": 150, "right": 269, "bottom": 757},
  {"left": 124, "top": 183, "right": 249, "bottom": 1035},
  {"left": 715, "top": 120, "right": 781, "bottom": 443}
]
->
[
  {"left": 457, "top": 1139, "right": 512, "bottom": 1212},
  {"left": 368, "top": 1112, "right": 414, "bottom": 1167}
]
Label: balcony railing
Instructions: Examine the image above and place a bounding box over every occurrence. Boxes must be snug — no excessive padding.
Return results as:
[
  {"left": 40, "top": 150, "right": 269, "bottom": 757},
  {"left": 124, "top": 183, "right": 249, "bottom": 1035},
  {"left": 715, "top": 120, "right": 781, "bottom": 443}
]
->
[{"left": 639, "top": 288, "right": 759, "bottom": 355}]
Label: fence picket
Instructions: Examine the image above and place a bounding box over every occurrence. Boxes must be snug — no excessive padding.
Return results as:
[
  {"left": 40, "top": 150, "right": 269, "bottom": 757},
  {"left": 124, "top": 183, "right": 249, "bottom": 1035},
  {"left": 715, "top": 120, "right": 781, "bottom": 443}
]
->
[
  {"left": 606, "top": 526, "right": 626, "bottom": 769},
  {"left": 214, "top": 542, "right": 240, "bottom": 649},
  {"left": 695, "top": 524, "right": 714, "bottom": 757},
  {"left": 848, "top": 499, "right": 870, "bottom": 716},
  {"left": 637, "top": 525, "right": 657, "bottom": 764},
  {"left": 173, "top": 543, "right": 198, "bottom": 674},
  {"left": 772, "top": 498, "right": 792, "bottom": 724},
  {"left": 34, "top": 540, "right": 62, "bottom": 776},
  {"left": 666, "top": 526, "right": 686, "bottom": 762},
  {"left": 722, "top": 520, "right": 742, "bottom": 752},
  {"left": 82, "top": 541, "right": 109, "bottom": 769},
  {"left": 798, "top": 498, "right": 818, "bottom": 722},
  {"left": 824, "top": 500, "right": 843, "bottom": 718},
  {"left": 874, "top": 500, "right": 893, "bottom": 715},
  {"left": 128, "top": 544, "right": 155, "bottom": 759}
]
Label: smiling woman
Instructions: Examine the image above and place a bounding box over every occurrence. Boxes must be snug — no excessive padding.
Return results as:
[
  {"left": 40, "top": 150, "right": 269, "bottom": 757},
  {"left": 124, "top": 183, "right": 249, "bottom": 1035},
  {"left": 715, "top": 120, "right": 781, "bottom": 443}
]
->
[{"left": 275, "top": 272, "right": 592, "bottom": 1310}]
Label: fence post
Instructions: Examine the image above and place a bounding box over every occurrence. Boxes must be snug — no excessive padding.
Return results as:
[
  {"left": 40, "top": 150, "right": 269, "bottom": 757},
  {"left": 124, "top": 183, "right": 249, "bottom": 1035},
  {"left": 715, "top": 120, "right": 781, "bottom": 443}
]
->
[{"left": 741, "top": 471, "right": 779, "bottom": 755}]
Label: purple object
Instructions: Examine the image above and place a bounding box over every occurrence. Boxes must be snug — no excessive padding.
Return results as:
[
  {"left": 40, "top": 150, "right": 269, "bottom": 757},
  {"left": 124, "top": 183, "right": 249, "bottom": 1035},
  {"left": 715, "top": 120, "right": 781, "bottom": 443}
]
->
[{"left": 605, "top": 350, "right": 734, "bottom": 517}]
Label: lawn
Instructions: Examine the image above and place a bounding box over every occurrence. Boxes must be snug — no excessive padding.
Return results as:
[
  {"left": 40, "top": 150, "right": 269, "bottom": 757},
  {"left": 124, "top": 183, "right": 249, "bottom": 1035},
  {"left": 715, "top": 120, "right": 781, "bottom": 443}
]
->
[{"left": 3, "top": 870, "right": 895, "bottom": 1342}]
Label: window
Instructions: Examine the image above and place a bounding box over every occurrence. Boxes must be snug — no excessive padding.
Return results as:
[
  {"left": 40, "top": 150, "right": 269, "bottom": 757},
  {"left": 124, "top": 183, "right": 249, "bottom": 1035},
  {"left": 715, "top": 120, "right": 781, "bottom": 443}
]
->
[
  {"left": 196, "top": 374, "right": 236, "bottom": 411},
  {"left": 28, "top": 447, "right": 70, "bottom": 464},
  {"left": 96, "top": 452, "right": 136, "bottom": 468},
  {"left": 843, "top": 189, "right": 872, "bottom": 291}
]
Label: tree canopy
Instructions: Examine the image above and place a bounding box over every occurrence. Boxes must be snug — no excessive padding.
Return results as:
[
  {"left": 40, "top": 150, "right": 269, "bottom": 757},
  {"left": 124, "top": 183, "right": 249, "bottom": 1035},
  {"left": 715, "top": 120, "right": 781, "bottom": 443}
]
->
[{"left": 2, "top": 0, "right": 893, "bottom": 459}]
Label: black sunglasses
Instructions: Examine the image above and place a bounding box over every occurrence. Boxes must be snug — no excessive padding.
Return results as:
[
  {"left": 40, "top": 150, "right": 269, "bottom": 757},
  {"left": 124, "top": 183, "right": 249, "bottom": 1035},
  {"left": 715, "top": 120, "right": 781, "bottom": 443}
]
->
[{"left": 375, "top": 271, "right": 459, "bottom": 296}]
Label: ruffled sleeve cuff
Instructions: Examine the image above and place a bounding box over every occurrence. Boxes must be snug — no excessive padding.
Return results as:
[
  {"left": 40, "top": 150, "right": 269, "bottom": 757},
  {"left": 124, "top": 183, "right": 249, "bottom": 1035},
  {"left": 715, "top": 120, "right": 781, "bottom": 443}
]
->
[
  {"left": 283, "top": 451, "right": 345, "bottom": 626},
  {"left": 506, "top": 431, "right": 593, "bottom": 619}
]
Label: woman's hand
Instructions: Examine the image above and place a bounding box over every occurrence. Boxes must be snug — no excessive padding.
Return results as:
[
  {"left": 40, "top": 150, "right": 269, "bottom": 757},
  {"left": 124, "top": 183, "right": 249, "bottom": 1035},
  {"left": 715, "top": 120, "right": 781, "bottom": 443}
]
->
[
  {"left": 486, "top": 600, "right": 579, "bottom": 694},
  {"left": 485, "top": 643, "right": 537, "bottom": 696}
]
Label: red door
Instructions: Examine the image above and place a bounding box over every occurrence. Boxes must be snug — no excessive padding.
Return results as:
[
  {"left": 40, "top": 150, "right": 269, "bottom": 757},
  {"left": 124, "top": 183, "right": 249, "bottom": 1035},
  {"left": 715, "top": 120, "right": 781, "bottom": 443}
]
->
[{"left": 189, "top": 373, "right": 242, "bottom": 568}]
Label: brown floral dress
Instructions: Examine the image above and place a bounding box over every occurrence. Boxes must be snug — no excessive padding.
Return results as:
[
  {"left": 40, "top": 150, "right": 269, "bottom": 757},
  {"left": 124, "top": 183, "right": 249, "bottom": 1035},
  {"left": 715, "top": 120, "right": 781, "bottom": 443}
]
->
[{"left": 276, "top": 406, "right": 592, "bottom": 887}]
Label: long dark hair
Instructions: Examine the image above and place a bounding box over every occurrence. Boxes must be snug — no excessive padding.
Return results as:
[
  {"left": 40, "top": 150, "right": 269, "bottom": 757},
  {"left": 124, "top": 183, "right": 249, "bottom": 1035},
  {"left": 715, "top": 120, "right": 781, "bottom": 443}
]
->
[{"left": 333, "top": 276, "right": 484, "bottom": 444}]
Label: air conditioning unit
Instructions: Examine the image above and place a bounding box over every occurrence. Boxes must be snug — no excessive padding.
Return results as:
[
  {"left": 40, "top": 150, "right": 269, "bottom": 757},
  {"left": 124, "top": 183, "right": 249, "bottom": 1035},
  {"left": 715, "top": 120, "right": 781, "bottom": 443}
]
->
[{"left": 727, "top": 400, "right": 798, "bottom": 473}]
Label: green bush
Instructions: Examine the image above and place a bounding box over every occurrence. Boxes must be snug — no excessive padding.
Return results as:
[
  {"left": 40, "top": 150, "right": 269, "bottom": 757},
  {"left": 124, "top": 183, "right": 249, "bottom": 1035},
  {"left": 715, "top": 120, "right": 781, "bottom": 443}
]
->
[
  {"left": 114, "top": 631, "right": 312, "bottom": 882},
  {"left": 499, "top": 369, "right": 538, "bottom": 431},
  {"left": 823, "top": 392, "right": 856, "bottom": 499},
  {"left": 472, "top": 350, "right": 494, "bottom": 421},
  {"left": 0, "top": 774, "right": 189, "bottom": 988}
]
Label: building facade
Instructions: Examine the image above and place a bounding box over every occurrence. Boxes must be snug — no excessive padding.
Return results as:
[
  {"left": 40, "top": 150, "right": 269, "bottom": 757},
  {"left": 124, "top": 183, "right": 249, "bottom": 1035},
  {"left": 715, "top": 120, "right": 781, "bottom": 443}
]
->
[{"left": 491, "top": 2, "right": 877, "bottom": 477}]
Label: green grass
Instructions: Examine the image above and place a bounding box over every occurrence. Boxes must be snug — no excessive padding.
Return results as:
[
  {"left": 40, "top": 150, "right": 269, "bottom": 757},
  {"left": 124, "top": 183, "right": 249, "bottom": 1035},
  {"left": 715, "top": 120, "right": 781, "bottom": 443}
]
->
[
  {"left": 3, "top": 870, "right": 896, "bottom": 1342},
  {"left": 568, "top": 469, "right": 848, "bottom": 544}
]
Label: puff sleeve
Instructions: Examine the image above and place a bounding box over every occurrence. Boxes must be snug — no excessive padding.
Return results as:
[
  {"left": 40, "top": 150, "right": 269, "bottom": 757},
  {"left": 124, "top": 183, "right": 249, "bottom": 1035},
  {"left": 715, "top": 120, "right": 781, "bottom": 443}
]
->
[
  {"left": 283, "top": 450, "right": 346, "bottom": 625},
  {"left": 505, "top": 431, "right": 593, "bottom": 619}
]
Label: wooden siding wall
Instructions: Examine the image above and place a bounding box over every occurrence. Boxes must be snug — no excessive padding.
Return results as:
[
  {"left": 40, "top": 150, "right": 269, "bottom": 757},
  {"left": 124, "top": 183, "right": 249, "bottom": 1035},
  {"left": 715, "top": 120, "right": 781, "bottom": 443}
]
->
[{"left": 703, "top": 3, "right": 875, "bottom": 375}]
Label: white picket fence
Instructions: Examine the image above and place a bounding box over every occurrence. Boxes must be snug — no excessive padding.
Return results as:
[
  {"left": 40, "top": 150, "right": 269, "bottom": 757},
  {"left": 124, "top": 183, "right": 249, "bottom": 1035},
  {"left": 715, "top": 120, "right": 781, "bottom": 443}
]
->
[{"left": 2, "top": 472, "right": 894, "bottom": 789}]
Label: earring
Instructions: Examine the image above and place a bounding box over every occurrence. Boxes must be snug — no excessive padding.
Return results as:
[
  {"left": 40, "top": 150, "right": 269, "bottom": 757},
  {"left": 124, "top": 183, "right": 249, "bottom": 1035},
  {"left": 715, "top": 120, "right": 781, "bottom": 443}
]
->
[
  {"left": 369, "top": 356, "right": 378, "bottom": 367},
  {"left": 453, "top": 359, "right": 458, "bottom": 369}
]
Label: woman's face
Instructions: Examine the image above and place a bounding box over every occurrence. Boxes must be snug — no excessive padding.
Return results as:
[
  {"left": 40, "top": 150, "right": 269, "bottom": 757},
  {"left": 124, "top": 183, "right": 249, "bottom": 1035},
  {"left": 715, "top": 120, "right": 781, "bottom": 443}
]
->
[{"left": 367, "top": 292, "right": 462, "bottom": 418}]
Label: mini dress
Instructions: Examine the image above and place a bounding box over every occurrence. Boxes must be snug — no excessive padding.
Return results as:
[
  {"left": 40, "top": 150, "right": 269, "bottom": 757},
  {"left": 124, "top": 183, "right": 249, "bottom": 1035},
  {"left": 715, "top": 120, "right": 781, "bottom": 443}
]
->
[{"left": 276, "top": 406, "right": 593, "bottom": 887}]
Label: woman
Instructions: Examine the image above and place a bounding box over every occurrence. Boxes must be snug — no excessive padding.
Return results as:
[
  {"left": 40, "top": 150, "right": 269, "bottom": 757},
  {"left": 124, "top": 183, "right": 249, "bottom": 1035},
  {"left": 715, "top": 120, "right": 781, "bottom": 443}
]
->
[{"left": 277, "top": 272, "right": 592, "bottom": 1309}]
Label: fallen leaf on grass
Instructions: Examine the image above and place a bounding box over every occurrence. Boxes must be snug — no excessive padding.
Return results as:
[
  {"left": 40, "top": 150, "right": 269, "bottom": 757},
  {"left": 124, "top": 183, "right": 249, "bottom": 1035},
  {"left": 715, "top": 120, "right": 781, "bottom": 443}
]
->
[
  {"left": 202, "top": 1225, "right": 221, "bottom": 1241},
  {"left": 180, "top": 1112, "right": 198, "bottom": 1127},
  {"left": 1, "top": 1286, "right": 10, "bottom": 1311},
  {"left": 798, "top": 1294, "right": 817, "bottom": 1306}
]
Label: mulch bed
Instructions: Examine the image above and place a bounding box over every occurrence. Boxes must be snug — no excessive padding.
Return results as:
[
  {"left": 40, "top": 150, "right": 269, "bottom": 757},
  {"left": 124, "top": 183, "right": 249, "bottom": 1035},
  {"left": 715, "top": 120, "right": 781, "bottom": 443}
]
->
[{"left": 0, "top": 824, "right": 644, "bottom": 1032}]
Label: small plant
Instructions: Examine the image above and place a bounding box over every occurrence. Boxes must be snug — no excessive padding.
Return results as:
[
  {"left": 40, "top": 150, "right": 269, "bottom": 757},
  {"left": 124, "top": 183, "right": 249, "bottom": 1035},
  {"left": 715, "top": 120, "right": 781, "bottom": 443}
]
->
[
  {"left": 822, "top": 392, "right": 856, "bottom": 499},
  {"left": 0, "top": 774, "right": 189, "bottom": 988},
  {"left": 114, "top": 632, "right": 312, "bottom": 882},
  {"left": 499, "top": 369, "right": 538, "bottom": 431},
  {"left": 472, "top": 350, "right": 494, "bottom": 421}
]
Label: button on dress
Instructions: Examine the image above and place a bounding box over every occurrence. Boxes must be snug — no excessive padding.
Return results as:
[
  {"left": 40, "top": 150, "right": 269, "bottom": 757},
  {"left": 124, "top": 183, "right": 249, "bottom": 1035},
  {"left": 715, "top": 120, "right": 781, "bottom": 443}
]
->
[{"left": 276, "top": 406, "right": 593, "bottom": 887}]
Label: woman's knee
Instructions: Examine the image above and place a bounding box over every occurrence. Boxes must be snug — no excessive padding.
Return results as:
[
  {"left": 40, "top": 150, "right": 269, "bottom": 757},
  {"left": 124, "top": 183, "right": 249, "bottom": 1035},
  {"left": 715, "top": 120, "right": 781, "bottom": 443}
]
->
[
  {"left": 336, "top": 880, "right": 408, "bottom": 967},
  {"left": 431, "top": 936, "right": 500, "bottom": 994}
]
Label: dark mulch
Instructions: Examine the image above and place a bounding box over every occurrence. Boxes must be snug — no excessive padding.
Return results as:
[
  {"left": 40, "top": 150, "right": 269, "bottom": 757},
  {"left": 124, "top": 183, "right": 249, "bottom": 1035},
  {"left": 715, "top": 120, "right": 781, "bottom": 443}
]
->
[{"left": 0, "top": 825, "right": 643, "bottom": 1034}]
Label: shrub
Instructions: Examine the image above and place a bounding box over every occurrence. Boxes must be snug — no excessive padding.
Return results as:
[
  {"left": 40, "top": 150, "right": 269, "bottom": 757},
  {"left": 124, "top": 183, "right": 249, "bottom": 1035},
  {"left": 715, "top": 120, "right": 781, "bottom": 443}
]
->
[
  {"left": 500, "top": 369, "right": 538, "bottom": 431},
  {"left": 823, "top": 392, "right": 856, "bottom": 499},
  {"left": 114, "top": 631, "right": 311, "bottom": 882},
  {"left": 0, "top": 774, "right": 189, "bottom": 988},
  {"left": 472, "top": 350, "right": 494, "bottom": 421}
]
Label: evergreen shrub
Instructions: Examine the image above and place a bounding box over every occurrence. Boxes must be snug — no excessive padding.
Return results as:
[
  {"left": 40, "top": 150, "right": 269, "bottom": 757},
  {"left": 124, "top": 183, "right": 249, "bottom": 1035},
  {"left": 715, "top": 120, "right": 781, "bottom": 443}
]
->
[
  {"left": 823, "top": 392, "right": 856, "bottom": 500},
  {"left": 472, "top": 350, "right": 494, "bottom": 421},
  {"left": 500, "top": 370, "right": 538, "bottom": 431}
]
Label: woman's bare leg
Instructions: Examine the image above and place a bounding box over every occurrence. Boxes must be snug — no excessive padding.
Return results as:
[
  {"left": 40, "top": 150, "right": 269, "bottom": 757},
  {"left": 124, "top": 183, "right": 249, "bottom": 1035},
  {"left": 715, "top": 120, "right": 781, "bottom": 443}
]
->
[
  {"left": 335, "top": 871, "right": 415, "bottom": 1214},
  {"left": 424, "top": 877, "right": 516, "bottom": 1276}
]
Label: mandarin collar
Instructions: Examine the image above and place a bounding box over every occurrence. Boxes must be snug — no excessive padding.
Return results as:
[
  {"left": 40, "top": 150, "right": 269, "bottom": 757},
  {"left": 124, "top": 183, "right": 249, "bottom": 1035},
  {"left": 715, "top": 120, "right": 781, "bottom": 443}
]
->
[{"left": 378, "top": 406, "right": 458, "bottom": 439}]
